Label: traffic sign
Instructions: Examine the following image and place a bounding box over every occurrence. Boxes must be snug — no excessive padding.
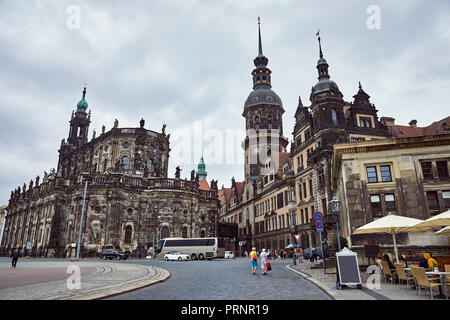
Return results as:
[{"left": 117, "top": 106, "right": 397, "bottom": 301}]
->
[
  {"left": 315, "top": 221, "right": 324, "bottom": 233},
  {"left": 314, "top": 211, "right": 323, "bottom": 221},
  {"left": 294, "top": 234, "right": 301, "bottom": 241},
  {"left": 239, "top": 241, "right": 246, "bottom": 246}
]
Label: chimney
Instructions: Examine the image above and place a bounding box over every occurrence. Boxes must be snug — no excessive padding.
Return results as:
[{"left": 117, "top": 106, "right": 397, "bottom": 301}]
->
[
  {"left": 380, "top": 117, "right": 396, "bottom": 126},
  {"left": 409, "top": 120, "right": 418, "bottom": 128}
]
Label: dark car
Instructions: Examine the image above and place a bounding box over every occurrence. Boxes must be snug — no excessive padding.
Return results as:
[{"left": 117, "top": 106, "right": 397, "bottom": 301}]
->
[
  {"left": 303, "top": 247, "right": 323, "bottom": 260},
  {"left": 101, "top": 249, "right": 128, "bottom": 260}
]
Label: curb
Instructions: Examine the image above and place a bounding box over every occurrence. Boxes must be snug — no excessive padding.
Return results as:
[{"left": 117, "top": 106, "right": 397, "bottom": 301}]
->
[
  {"left": 286, "top": 265, "right": 336, "bottom": 300},
  {"left": 68, "top": 266, "right": 171, "bottom": 300}
]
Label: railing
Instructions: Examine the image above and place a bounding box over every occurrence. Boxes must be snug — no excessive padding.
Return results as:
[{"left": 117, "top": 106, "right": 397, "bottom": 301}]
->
[
  {"left": 9, "top": 174, "right": 217, "bottom": 203},
  {"left": 307, "top": 144, "right": 334, "bottom": 161}
]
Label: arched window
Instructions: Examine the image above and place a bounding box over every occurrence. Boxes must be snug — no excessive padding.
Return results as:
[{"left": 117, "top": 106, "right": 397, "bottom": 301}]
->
[
  {"left": 200, "top": 230, "right": 206, "bottom": 238},
  {"left": 182, "top": 227, "right": 188, "bottom": 238},
  {"left": 331, "top": 109, "right": 338, "bottom": 125},
  {"left": 124, "top": 226, "right": 132, "bottom": 244},
  {"left": 147, "top": 159, "right": 153, "bottom": 172},
  {"left": 160, "top": 226, "right": 169, "bottom": 239},
  {"left": 122, "top": 156, "right": 130, "bottom": 170}
]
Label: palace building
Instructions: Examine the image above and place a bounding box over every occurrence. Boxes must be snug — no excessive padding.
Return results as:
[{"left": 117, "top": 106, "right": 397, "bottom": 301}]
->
[
  {"left": 218, "top": 19, "right": 450, "bottom": 255},
  {"left": 1, "top": 87, "right": 219, "bottom": 258},
  {"left": 332, "top": 133, "right": 450, "bottom": 255}
]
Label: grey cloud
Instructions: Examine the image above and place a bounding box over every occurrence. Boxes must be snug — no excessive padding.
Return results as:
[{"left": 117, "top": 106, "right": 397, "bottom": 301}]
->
[{"left": 0, "top": 0, "right": 449, "bottom": 204}]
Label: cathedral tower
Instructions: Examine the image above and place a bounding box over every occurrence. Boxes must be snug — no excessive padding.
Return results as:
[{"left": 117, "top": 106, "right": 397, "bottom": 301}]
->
[{"left": 67, "top": 85, "right": 91, "bottom": 146}]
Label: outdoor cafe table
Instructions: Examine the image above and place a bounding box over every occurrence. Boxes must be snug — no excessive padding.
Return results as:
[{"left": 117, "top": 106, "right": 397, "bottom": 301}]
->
[{"left": 426, "top": 271, "right": 450, "bottom": 299}]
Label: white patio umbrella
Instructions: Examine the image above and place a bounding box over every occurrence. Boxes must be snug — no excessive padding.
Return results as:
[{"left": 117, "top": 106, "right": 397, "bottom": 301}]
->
[
  {"left": 436, "top": 226, "right": 450, "bottom": 234},
  {"left": 352, "top": 214, "right": 424, "bottom": 263},
  {"left": 407, "top": 210, "right": 450, "bottom": 232}
]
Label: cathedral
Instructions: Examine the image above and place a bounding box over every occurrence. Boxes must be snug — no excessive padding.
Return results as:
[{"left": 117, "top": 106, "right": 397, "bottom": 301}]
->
[{"left": 1, "top": 86, "right": 219, "bottom": 258}]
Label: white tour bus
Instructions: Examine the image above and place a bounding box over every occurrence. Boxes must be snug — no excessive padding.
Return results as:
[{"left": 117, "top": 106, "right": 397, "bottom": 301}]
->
[{"left": 155, "top": 237, "right": 225, "bottom": 260}]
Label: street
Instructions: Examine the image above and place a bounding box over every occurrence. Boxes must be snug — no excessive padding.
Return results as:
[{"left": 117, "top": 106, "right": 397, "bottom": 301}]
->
[{"left": 107, "top": 258, "right": 331, "bottom": 300}]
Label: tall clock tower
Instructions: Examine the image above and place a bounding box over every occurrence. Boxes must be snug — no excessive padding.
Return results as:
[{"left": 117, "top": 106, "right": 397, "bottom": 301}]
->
[{"left": 242, "top": 18, "right": 289, "bottom": 185}]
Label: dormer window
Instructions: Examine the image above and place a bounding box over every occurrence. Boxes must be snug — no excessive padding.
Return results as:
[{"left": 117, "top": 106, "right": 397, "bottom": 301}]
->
[{"left": 359, "top": 117, "right": 372, "bottom": 128}]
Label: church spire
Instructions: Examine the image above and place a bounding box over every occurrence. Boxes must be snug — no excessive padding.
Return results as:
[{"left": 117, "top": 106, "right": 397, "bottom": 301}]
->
[
  {"left": 252, "top": 17, "right": 271, "bottom": 90},
  {"left": 317, "top": 29, "right": 323, "bottom": 59},
  {"left": 258, "top": 16, "right": 263, "bottom": 57},
  {"left": 316, "top": 30, "right": 330, "bottom": 80},
  {"left": 253, "top": 17, "right": 268, "bottom": 68}
]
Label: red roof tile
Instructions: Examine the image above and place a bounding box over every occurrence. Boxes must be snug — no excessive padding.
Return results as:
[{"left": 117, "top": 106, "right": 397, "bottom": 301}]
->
[
  {"left": 391, "top": 116, "right": 450, "bottom": 137},
  {"left": 198, "top": 179, "right": 210, "bottom": 191}
]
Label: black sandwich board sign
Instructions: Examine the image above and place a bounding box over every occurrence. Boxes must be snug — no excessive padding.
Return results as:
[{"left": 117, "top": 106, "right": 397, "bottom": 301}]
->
[{"left": 335, "top": 247, "right": 362, "bottom": 290}]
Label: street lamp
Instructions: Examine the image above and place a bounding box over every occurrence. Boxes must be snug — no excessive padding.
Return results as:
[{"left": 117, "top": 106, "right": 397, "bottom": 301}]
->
[
  {"left": 329, "top": 195, "right": 342, "bottom": 252},
  {"left": 75, "top": 178, "right": 89, "bottom": 261},
  {"left": 289, "top": 224, "right": 296, "bottom": 266}
]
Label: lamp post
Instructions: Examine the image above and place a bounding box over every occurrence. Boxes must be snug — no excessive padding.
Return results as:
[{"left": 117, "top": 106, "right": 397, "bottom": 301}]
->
[
  {"left": 329, "top": 195, "right": 342, "bottom": 289},
  {"left": 329, "top": 196, "right": 342, "bottom": 252},
  {"left": 75, "top": 178, "right": 89, "bottom": 261},
  {"left": 289, "top": 224, "right": 296, "bottom": 266}
]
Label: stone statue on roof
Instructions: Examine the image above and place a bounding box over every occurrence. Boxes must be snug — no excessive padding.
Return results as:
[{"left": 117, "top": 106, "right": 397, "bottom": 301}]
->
[{"left": 175, "top": 166, "right": 181, "bottom": 179}]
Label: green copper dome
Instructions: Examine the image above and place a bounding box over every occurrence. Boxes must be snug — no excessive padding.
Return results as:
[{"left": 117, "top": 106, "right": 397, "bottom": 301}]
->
[
  {"left": 76, "top": 86, "right": 88, "bottom": 112},
  {"left": 197, "top": 156, "right": 207, "bottom": 181}
]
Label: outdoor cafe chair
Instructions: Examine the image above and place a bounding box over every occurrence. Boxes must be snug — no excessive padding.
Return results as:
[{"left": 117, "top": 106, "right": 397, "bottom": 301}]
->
[
  {"left": 410, "top": 267, "right": 446, "bottom": 300},
  {"left": 380, "top": 261, "right": 397, "bottom": 284},
  {"left": 445, "top": 265, "right": 450, "bottom": 288},
  {"left": 394, "top": 263, "right": 415, "bottom": 290}
]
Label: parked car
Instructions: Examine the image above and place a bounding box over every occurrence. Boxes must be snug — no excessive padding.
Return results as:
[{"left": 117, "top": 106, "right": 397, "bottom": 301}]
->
[
  {"left": 101, "top": 249, "right": 128, "bottom": 260},
  {"left": 224, "top": 251, "right": 234, "bottom": 259},
  {"left": 303, "top": 247, "right": 323, "bottom": 260},
  {"left": 164, "top": 251, "right": 189, "bottom": 261}
]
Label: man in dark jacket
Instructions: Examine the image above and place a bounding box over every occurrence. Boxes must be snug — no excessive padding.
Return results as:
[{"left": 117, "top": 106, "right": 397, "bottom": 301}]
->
[{"left": 11, "top": 250, "right": 20, "bottom": 268}]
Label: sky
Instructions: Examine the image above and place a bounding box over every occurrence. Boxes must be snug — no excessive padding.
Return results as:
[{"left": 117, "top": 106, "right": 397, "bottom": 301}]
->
[{"left": 0, "top": 0, "right": 449, "bottom": 205}]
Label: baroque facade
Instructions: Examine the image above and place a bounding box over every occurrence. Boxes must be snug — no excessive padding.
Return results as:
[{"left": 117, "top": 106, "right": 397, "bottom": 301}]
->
[{"left": 1, "top": 87, "right": 219, "bottom": 258}]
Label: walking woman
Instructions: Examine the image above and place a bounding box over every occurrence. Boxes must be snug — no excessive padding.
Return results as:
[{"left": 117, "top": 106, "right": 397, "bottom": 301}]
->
[
  {"left": 249, "top": 247, "right": 258, "bottom": 275},
  {"left": 260, "top": 249, "right": 269, "bottom": 275}
]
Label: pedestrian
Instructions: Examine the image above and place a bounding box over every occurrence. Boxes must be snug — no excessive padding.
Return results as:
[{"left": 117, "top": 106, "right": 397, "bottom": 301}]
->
[
  {"left": 260, "top": 248, "right": 269, "bottom": 275},
  {"left": 249, "top": 247, "right": 258, "bottom": 275},
  {"left": 11, "top": 250, "right": 20, "bottom": 268},
  {"left": 322, "top": 238, "right": 329, "bottom": 259},
  {"left": 314, "top": 250, "right": 319, "bottom": 263}
]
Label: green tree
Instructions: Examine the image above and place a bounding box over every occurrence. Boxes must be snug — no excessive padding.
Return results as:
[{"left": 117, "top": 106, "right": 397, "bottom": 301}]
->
[{"left": 332, "top": 236, "right": 348, "bottom": 252}]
